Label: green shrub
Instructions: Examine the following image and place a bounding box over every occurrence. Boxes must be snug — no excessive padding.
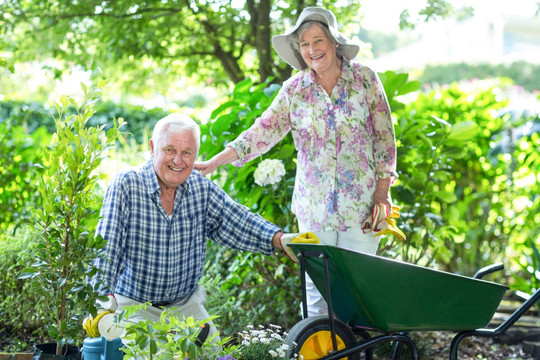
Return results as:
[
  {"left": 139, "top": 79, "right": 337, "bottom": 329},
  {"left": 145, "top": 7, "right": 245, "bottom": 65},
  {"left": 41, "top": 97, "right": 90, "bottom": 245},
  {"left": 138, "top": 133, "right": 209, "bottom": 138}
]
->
[{"left": 0, "top": 227, "right": 49, "bottom": 351}]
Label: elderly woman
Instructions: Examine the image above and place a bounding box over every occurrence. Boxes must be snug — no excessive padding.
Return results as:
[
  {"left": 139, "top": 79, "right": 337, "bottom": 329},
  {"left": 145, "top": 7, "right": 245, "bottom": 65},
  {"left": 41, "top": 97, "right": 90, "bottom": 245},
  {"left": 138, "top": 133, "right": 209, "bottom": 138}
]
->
[{"left": 195, "top": 7, "right": 397, "bottom": 317}]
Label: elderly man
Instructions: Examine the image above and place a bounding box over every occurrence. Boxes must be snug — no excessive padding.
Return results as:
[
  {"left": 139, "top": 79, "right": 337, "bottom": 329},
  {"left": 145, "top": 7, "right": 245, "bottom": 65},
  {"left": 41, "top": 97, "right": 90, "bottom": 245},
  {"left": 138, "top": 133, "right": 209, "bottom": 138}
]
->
[{"left": 91, "top": 113, "right": 295, "bottom": 338}]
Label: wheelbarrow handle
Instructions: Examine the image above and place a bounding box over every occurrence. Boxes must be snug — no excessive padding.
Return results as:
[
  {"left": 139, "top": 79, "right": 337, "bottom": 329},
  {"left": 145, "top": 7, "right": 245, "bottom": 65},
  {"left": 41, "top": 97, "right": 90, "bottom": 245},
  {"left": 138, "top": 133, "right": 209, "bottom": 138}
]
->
[{"left": 473, "top": 263, "right": 504, "bottom": 279}]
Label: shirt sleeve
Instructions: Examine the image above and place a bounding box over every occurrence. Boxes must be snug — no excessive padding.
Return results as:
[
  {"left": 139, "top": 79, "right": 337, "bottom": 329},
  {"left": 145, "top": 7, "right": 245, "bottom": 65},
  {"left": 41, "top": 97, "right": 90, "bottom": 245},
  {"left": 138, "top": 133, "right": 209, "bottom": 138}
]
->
[
  {"left": 91, "top": 177, "right": 128, "bottom": 296},
  {"left": 204, "top": 181, "right": 280, "bottom": 255},
  {"left": 227, "top": 86, "right": 292, "bottom": 167},
  {"left": 367, "top": 68, "right": 398, "bottom": 180}
]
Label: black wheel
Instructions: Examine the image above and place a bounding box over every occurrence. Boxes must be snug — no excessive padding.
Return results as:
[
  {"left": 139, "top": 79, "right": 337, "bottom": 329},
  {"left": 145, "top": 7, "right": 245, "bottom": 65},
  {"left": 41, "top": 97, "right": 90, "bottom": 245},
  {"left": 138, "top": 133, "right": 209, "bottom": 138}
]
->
[{"left": 286, "top": 316, "right": 360, "bottom": 360}]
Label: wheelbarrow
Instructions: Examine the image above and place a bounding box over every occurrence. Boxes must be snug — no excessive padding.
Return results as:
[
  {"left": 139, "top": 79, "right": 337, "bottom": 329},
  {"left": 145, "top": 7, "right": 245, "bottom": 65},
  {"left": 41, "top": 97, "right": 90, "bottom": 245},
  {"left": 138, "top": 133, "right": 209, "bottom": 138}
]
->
[{"left": 285, "top": 244, "right": 540, "bottom": 360}]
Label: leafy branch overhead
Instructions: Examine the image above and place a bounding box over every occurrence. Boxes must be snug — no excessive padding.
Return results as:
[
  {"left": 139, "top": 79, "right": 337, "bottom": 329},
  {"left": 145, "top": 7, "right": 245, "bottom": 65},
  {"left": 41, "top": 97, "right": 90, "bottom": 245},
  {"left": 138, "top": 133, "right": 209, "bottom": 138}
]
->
[
  {"left": 0, "top": 0, "right": 355, "bottom": 85},
  {"left": 0, "top": 1, "right": 463, "bottom": 86}
]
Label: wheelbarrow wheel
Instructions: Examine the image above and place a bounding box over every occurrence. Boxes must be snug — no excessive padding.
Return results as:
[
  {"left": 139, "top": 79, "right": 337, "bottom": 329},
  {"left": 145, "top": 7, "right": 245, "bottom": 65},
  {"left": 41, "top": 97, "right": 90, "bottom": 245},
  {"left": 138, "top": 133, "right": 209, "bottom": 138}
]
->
[{"left": 286, "top": 316, "right": 359, "bottom": 360}]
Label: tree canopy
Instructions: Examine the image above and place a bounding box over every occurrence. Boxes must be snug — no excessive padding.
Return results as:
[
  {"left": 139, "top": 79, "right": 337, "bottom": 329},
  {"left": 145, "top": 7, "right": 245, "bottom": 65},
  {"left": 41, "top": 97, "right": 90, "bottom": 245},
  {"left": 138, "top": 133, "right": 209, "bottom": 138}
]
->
[
  {"left": 0, "top": 0, "right": 468, "bottom": 91},
  {"left": 0, "top": 1, "right": 362, "bottom": 86}
]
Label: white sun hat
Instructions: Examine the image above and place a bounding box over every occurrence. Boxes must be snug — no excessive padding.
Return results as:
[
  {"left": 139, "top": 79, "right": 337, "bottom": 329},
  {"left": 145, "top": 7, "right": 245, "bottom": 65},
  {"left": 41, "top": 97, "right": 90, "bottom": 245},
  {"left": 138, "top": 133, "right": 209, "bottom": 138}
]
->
[{"left": 272, "top": 7, "right": 360, "bottom": 70}]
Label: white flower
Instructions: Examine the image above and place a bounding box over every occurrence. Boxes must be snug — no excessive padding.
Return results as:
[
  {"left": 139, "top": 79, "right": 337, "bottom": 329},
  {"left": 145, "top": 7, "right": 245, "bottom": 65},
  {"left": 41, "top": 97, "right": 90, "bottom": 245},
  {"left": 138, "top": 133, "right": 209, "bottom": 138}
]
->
[
  {"left": 268, "top": 350, "right": 278, "bottom": 358},
  {"left": 277, "top": 348, "right": 286, "bottom": 358},
  {"left": 253, "top": 159, "right": 286, "bottom": 186}
]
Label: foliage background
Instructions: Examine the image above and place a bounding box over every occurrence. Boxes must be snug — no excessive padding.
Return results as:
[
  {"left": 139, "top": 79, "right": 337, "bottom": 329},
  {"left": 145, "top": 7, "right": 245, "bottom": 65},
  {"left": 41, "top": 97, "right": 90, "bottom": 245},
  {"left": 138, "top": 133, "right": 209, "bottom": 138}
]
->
[{"left": 1, "top": 74, "right": 538, "bottom": 351}]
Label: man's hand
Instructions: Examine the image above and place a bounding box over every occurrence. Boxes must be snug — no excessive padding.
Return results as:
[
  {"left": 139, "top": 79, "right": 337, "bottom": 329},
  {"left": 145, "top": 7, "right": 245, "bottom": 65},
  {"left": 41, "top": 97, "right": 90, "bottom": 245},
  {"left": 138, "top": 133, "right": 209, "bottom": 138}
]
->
[
  {"left": 83, "top": 310, "right": 114, "bottom": 338},
  {"left": 279, "top": 232, "right": 320, "bottom": 263},
  {"left": 83, "top": 294, "right": 118, "bottom": 338}
]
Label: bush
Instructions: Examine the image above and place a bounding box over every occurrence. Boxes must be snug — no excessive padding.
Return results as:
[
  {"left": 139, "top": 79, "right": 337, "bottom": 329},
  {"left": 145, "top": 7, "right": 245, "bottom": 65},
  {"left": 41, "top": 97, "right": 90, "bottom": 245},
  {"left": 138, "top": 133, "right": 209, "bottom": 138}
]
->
[{"left": 0, "top": 227, "right": 49, "bottom": 351}]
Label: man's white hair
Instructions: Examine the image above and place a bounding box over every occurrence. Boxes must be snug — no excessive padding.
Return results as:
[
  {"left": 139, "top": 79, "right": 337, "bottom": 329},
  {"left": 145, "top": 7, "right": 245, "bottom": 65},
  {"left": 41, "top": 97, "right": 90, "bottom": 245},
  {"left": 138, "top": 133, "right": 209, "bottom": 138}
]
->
[{"left": 152, "top": 113, "right": 201, "bottom": 152}]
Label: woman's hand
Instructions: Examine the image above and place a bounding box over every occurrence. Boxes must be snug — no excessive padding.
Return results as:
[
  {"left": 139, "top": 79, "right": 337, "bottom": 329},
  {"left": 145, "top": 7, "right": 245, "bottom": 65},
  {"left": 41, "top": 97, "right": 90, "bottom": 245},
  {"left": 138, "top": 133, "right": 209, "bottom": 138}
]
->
[
  {"left": 194, "top": 158, "right": 221, "bottom": 176},
  {"left": 372, "top": 177, "right": 392, "bottom": 211},
  {"left": 194, "top": 147, "right": 239, "bottom": 176}
]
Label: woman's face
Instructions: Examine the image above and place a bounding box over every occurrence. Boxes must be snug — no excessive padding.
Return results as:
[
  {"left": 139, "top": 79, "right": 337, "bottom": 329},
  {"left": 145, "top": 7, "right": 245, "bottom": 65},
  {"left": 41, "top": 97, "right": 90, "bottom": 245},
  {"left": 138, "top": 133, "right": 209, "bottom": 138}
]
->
[{"left": 298, "top": 24, "right": 339, "bottom": 74}]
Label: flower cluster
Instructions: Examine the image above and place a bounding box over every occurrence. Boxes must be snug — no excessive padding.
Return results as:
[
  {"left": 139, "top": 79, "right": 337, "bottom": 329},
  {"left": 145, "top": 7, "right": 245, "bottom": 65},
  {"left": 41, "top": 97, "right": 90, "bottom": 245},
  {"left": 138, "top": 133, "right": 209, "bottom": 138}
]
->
[
  {"left": 253, "top": 159, "right": 286, "bottom": 186},
  {"left": 238, "top": 324, "right": 292, "bottom": 360}
]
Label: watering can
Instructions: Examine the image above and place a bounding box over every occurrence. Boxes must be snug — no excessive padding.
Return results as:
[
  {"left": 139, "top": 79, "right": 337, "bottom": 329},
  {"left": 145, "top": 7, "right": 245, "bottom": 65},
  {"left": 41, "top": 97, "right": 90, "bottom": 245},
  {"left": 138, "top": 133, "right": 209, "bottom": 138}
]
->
[{"left": 82, "top": 336, "right": 124, "bottom": 360}]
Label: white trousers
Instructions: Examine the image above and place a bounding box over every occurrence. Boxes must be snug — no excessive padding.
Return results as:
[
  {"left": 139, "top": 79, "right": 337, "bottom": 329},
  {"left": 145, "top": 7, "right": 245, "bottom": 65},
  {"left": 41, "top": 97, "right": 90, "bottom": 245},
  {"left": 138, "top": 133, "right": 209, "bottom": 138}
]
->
[
  {"left": 115, "top": 284, "right": 217, "bottom": 341},
  {"left": 298, "top": 221, "right": 380, "bottom": 317}
]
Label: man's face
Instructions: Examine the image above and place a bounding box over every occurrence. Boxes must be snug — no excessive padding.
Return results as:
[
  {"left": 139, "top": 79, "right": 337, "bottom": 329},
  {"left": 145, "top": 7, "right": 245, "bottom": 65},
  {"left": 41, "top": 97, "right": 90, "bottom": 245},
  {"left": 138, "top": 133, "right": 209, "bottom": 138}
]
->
[{"left": 150, "top": 128, "right": 197, "bottom": 190}]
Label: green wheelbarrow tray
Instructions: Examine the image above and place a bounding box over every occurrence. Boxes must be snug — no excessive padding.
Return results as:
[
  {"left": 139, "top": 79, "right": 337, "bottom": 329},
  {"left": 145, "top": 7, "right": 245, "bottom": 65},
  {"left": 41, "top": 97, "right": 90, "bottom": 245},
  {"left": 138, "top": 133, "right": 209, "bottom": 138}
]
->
[{"left": 289, "top": 244, "right": 509, "bottom": 332}]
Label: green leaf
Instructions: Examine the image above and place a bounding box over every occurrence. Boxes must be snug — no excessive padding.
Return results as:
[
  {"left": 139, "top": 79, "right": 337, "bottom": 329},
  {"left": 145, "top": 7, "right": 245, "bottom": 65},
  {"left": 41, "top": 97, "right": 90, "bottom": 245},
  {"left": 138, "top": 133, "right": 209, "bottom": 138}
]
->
[
  {"left": 434, "top": 191, "right": 457, "bottom": 203},
  {"left": 447, "top": 121, "right": 480, "bottom": 142},
  {"left": 233, "top": 78, "right": 253, "bottom": 98},
  {"left": 211, "top": 113, "right": 237, "bottom": 136},
  {"left": 18, "top": 268, "right": 38, "bottom": 279},
  {"left": 210, "top": 100, "right": 238, "bottom": 119}
]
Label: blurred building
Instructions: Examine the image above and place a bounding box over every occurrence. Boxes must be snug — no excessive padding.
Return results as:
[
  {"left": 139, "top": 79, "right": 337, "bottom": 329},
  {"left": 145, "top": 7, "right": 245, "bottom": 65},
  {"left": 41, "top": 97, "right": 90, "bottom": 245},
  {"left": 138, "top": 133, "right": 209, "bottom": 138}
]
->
[{"left": 367, "top": 1, "right": 540, "bottom": 71}]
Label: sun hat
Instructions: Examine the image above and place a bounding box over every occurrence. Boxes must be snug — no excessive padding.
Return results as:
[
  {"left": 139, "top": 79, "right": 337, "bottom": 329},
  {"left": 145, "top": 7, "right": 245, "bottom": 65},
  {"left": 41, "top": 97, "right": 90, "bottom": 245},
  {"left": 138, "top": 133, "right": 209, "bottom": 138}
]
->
[{"left": 272, "top": 7, "right": 360, "bottom": 70}]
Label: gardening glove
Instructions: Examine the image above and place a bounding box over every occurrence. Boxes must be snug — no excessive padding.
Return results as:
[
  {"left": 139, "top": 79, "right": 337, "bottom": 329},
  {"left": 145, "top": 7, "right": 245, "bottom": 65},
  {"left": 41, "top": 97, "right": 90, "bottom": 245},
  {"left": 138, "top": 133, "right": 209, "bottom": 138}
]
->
[
  {"left": 279, "top": 232, "right": 320, "bottom": 263},
  {"left": 83, "top": 294, "right": 118, "bottom": 338},
  {"left": 374, "top": 204, "right": 407, "bottom": 241},
  {"left": 363, "top": 203, "right": 407, "bottom": 241},
  {"left": 83, "top": 310, "right": 114, "bottom": 338},
  {"left": 376, "top": 215, "right": 407, "bottom": 241},
  {"left": 362, "top": 203, "right": 390, "bottom": 234}
]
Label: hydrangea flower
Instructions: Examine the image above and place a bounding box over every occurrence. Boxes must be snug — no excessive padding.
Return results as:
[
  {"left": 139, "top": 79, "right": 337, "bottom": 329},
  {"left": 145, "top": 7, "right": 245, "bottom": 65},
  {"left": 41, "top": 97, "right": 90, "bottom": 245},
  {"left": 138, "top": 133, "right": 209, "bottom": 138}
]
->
[{"left": 253, "top": 159, "right": 286, "bottom": 186}]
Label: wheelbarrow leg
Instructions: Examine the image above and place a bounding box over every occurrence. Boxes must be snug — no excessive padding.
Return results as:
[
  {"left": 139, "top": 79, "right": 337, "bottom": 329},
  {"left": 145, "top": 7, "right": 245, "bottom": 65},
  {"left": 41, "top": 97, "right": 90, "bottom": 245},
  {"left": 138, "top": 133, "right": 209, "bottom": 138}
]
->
[
  {"left": 392, "top": 332, "right": 407, "bottom": 360},
  {"left": 449, "top": 287, "right": 540, "bottom": 360}
]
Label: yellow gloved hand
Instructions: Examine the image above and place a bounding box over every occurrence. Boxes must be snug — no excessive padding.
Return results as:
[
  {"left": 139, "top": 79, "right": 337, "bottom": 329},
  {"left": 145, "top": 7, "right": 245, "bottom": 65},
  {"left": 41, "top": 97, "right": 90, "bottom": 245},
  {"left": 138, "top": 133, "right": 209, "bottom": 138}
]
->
[
  {"left": 83, "top": 310, "right": 114, "bottom": 338},
  {"left": 291, "top": 232, "right": 320, "bottom": 244},
  {"left": 374, "top": 205, "right": 407, "bottom": 241},
  {"left": 375, "top": 216, "right": 406, "bottom": 240},
  {"left": 279, "top": 232, "right": 320, "bottom": 263},
  {"left": 389, "top": 205, "right": 401, "bottom": 219}
]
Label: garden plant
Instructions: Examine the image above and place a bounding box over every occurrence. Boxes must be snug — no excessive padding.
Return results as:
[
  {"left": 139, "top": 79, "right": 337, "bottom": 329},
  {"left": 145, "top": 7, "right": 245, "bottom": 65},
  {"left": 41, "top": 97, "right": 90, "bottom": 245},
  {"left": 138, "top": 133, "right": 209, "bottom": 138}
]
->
[{"left": 17, "top": 83, "right": 125, "bottom": 356}]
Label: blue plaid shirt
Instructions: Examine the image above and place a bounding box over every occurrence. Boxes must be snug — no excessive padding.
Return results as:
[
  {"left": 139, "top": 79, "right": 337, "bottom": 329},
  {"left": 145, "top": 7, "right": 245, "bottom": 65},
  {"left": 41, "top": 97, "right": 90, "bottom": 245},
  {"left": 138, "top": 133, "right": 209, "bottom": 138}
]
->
[{"left": 93, "top": 159, "right": 280, "bottom": 303}]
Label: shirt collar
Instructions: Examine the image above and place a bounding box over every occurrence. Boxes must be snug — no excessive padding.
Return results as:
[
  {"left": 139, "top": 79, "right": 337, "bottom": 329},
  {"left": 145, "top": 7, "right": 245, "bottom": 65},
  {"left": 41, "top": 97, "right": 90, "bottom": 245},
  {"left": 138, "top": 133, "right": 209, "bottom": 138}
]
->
[{"left": 300, "top": 58, "right": 354, "bottom": 89}]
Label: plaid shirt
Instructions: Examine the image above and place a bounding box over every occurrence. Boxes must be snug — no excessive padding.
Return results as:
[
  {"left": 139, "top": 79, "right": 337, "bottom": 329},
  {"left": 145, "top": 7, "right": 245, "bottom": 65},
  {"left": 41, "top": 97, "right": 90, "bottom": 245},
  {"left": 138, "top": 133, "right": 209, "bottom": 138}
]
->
[{"left": 93, "top": 159, "right": 280, "bottom": 303}]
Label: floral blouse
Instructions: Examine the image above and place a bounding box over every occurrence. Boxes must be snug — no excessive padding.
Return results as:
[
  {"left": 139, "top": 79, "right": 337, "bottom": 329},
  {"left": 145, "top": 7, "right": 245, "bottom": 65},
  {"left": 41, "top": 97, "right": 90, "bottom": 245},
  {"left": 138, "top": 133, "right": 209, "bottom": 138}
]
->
[{"left": 228, "top": 60, "right": 396, "bottom": 232}]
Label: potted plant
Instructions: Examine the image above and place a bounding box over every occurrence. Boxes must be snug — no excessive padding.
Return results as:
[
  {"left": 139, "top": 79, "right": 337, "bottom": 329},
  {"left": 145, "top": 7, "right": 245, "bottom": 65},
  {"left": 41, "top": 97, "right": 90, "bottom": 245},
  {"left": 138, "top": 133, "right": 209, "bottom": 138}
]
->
[{"left": 19, "top": 82, "right": 125, "bottom": 358}]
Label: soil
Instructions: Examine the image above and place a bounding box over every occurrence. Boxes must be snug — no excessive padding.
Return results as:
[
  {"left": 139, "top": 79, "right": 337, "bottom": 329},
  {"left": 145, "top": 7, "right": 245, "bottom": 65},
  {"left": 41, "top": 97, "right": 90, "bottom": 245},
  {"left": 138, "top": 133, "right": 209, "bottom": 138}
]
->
[{"left": 412, "top": 331, "right": 538, "bottom": 359}]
